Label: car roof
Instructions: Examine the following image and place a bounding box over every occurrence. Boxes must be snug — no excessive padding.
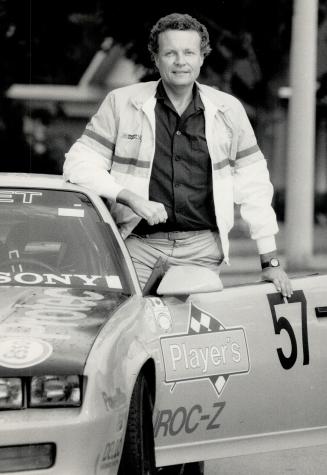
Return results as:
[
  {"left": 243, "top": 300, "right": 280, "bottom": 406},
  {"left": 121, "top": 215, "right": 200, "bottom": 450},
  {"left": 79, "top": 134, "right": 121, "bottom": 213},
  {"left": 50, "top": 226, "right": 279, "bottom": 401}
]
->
[{"left": 0, "top": 173, "right": 85, "bottom": 192}]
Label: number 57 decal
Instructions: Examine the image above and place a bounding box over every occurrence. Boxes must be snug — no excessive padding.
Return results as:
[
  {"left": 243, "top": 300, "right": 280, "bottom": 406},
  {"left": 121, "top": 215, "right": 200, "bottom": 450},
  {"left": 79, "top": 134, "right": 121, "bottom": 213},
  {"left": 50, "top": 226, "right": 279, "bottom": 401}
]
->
[{"left": 267, "top": 290, "right": 309, "bottom": 370}]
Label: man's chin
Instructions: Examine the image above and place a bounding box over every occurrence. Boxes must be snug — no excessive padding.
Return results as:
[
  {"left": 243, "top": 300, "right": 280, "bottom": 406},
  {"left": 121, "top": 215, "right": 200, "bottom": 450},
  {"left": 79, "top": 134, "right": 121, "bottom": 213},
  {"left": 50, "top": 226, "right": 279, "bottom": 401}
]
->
[{"left": 170, "top": 78, "right": 194, "bottom": 87}]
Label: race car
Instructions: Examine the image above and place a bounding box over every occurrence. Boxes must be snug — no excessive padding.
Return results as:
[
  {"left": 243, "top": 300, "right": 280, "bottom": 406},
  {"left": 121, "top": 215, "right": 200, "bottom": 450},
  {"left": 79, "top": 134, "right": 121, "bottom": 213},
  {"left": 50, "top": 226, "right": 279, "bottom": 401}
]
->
[{"left": 0, "top": 173, "right": 326, "bottom": 475}]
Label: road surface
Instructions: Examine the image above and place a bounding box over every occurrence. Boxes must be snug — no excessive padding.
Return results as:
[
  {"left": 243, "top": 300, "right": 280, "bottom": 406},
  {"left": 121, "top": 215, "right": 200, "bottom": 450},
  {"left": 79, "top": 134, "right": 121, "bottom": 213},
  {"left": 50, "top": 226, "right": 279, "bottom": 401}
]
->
[{"left": 205, "top": 445, "right": 327, "bottom": 474}]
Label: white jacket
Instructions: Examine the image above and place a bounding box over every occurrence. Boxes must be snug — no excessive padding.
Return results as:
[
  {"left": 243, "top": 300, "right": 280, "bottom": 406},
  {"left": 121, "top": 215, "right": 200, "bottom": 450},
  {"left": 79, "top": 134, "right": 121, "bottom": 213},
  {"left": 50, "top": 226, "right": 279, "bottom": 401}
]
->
[{"left": 64, "top": 81, "right": 278, "bottom": 263}]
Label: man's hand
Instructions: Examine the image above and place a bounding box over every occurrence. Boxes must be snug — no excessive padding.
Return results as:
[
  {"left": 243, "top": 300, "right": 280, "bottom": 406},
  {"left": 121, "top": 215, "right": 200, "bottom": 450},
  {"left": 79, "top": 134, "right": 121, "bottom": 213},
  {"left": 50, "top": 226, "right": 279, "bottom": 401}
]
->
[
  {"left": 261, "top": 266, "right": 293, "bottom": 298},
  {"left": 117, "top": 189, "right": 168, "bottom": 226}
]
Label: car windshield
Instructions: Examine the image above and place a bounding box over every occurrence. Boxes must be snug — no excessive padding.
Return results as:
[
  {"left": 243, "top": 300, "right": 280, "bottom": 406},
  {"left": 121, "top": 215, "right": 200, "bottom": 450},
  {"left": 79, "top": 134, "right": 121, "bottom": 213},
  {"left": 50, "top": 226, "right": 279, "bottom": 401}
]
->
[{"left": 0, "top": 188, "right": 133, "bottom": 294}]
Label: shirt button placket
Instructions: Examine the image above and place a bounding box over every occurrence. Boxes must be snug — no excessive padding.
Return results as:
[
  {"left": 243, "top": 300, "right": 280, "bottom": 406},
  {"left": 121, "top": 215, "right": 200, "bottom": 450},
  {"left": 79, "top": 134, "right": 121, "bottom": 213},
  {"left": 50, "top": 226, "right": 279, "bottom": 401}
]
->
[{"left": 173, "top": 127, "right": 183, "bottom": 221}]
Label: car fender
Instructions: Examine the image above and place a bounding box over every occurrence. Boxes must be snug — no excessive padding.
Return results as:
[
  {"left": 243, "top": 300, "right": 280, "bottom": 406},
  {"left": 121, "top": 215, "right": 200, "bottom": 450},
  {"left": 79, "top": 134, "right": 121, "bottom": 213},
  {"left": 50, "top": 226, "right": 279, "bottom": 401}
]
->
[{"left": 83, "top": 295, "right": 157, "bottom": 416}]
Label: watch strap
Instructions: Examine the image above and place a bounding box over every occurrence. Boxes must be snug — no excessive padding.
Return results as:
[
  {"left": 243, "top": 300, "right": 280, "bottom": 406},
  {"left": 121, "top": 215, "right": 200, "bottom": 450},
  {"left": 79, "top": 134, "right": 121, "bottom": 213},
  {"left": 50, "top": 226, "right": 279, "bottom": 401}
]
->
[{"left": 261, "top": 257, "right": 280, "bottom": 269}]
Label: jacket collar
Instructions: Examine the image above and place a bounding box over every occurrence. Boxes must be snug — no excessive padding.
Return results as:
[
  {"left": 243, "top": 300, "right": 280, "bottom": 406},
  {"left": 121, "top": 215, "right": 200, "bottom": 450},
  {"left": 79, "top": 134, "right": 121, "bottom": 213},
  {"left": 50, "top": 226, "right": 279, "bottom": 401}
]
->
[
  {"left": 196, "top": 83, "right": 230, "bottom": 113},
  {"left": 130, "top": 80, "right": 230, "bottom": 113},
  {"left": 130, "top": 81, "right": 160, "bottom": 109}
]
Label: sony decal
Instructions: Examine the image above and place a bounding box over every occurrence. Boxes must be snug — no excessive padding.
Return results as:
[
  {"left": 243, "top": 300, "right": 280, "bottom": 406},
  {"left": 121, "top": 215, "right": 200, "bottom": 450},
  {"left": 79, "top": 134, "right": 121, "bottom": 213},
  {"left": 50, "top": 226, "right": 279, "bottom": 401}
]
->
[{"left": 0, "top": 272, "right": 122, "bottom": 289}]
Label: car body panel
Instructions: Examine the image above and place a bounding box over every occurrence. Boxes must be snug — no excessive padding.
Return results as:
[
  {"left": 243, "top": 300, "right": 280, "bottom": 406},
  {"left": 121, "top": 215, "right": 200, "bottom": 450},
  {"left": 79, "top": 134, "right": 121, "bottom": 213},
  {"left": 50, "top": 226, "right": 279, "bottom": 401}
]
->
[
  {"left": 0, "top": 174, "right": 326, "bottom": 474},
  {"left": 0, "top": 286, "right": 128, "bottom": 376},
  {"left": 0, "top": 293, "right": 152, "bottom": 475},
  {"left": 153, "top": 275, "right": 327, "bottom": 465}
]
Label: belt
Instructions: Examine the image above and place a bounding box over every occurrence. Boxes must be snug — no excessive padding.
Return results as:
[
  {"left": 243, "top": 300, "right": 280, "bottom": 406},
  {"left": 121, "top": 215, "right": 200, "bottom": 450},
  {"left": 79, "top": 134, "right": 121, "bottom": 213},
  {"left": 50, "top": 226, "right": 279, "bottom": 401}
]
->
[{"left": 137, "top": 229, "right": 214, "bottom": 240}]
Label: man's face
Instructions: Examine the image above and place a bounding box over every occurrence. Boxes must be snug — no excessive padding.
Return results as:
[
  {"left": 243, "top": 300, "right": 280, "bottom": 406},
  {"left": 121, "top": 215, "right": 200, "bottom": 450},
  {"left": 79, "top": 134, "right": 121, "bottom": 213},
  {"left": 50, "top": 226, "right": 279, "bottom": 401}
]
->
[{"left": 154, "top": 29, "right": 204, "bottom": 89}]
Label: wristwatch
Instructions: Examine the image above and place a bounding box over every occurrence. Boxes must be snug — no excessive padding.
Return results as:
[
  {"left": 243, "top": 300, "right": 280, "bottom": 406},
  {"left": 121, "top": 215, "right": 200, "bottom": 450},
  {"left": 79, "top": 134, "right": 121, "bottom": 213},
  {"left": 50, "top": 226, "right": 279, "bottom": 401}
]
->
[{"left": 261, "top": 257, "right": 280, "bottom": 269}]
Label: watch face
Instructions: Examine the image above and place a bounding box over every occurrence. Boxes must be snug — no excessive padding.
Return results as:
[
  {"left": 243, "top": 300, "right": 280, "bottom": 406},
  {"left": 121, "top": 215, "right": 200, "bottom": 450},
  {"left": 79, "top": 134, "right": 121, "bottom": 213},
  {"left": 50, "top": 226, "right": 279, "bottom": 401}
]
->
[{"left": 270, "top": 258, "right": 280, "bottom": 267}]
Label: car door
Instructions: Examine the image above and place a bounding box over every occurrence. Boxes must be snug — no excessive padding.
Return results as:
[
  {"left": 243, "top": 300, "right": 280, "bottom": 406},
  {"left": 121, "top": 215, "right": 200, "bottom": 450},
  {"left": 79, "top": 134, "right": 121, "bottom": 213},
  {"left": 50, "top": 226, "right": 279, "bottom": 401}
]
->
[{"left": 152, "top": 273, "right": 327, "bottom": 466}]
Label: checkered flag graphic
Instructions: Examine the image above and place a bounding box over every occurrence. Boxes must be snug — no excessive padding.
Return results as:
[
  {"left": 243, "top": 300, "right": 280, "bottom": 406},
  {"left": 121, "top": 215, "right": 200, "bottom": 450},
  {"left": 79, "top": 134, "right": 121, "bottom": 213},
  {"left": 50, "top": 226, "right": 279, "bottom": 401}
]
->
[
  {"left": 189, "top": 303, "right": 224, "bottom": 334},
  {"left": 188, "top": 302, "right": 230, "bottom": 396}
]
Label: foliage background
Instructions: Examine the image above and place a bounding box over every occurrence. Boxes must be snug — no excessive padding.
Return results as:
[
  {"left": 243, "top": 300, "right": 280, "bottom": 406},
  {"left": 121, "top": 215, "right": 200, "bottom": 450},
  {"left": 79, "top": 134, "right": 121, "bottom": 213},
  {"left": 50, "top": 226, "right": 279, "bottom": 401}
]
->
[{"left": 1, "top": 0, "right": 327, "bottom": 188}]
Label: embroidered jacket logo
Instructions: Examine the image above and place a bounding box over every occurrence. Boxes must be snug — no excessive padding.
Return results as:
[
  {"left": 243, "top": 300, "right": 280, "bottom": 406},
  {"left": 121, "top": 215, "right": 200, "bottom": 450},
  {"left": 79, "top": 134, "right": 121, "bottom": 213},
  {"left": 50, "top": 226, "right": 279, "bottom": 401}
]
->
[{"left": 123, "top": 133, "right": 142, "bottom": 141}]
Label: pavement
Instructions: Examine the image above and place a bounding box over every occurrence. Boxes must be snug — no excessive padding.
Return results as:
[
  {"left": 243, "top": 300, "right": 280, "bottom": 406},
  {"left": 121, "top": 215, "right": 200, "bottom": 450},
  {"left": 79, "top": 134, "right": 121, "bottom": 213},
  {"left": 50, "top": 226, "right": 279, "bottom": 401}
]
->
[
  {"left": 205, "top": 444, "right": 327, "bottom": 475},
  {"left": 220, "top": 222, "right": 327, "bottom": 286}
]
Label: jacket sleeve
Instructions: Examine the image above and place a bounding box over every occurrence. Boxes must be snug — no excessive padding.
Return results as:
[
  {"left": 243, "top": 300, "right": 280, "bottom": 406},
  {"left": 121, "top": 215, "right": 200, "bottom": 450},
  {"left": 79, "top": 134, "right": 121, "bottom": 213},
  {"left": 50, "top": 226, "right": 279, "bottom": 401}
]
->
[
  {"left": 232, "top": 101, "right": 279, "bottom": 254},
  {"left": 63, "top": 92, "right": 124, "bottom": 201}
]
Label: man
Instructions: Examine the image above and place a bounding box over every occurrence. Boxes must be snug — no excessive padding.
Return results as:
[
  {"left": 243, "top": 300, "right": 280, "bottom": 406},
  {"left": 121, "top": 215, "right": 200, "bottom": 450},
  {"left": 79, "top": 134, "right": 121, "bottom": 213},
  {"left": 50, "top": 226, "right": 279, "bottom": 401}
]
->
[{"left": 64, "top": 13, "right": 292, "bottom": 298}]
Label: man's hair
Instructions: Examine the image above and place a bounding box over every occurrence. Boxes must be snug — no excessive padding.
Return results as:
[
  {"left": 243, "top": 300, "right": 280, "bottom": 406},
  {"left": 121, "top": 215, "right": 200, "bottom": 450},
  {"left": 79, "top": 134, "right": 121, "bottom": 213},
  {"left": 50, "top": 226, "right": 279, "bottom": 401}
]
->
[{"left": 148, "top": 13, "right": 212, "bottom": 61}]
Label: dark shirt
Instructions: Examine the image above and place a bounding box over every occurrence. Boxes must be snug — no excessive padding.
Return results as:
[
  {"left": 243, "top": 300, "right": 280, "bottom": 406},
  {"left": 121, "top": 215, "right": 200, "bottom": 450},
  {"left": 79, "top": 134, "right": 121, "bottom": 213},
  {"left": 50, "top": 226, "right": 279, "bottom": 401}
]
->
[{"left": 134, "top": 81, "right": 217, "bottom": 235}]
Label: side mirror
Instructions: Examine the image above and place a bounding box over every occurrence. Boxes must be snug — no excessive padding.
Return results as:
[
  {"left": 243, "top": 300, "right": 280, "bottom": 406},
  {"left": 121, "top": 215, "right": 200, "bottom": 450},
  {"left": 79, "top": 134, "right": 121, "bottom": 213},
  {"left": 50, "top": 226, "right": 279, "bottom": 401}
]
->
[{"left": 156, "top": 265, "right": 223, "bottom": 295}]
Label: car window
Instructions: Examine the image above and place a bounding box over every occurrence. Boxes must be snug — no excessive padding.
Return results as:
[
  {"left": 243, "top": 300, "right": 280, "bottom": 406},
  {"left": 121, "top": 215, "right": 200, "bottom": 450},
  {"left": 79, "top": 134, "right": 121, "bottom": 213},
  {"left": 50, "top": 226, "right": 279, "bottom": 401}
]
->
[{"left": 0, "top": 188, "right": 133, "bottom": 294}]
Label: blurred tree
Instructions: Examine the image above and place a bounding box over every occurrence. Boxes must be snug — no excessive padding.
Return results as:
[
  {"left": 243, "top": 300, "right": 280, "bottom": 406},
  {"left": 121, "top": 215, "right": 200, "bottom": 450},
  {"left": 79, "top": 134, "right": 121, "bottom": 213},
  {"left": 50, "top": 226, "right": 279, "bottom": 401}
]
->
[
  {"left": 0, "top": 0, "right": 29, "bottom": 170},
  {"left": 1, "top": 0, "right": 296, "bottom": 100},
  {"left": 1, "top": 0, "right": 107, "bottom": 86},
  {"left": 0, "top": 0, "right": 107, "bottom": 171},
  {"left": 1, "top": 0, "right": 327, "bottom": 173}
]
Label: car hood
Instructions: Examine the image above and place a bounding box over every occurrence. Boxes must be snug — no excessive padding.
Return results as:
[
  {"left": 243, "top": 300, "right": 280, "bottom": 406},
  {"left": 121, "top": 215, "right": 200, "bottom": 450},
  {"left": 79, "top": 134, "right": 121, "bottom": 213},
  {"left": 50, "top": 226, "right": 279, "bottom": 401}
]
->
[{"left": 0, "top": 286, "right": 128, "bottom": 376}]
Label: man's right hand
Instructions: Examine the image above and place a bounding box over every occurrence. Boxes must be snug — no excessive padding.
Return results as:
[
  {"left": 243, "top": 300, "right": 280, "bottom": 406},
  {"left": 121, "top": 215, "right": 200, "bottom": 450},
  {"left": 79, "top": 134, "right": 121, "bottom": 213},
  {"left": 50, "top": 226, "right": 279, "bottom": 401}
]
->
[{"left": 117, "top": 189, "right": 168, "bottom": 226}]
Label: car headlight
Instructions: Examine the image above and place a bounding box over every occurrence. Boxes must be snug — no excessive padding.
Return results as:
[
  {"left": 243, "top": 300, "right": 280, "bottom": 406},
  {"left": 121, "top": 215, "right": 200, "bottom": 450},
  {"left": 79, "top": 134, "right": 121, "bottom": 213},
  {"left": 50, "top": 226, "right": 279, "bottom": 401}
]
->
[
  {"left": 0, "top": 378, "right": 23, "bottom": 409},
  {"left": 30, "top": 375, "right": 82, "bottom": 407}
]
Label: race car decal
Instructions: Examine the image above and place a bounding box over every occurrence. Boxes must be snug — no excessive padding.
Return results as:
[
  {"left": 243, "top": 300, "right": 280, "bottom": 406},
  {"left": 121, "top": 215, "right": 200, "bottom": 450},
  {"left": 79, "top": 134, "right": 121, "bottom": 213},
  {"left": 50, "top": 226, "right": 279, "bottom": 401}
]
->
[
  {"left": 0, "top": 287, "right": 105, "bottom": 342},
  {"left": 148, "top": 297, "right": 172, "bottom": 331},
  {"left": 0, "top": 190, "right": 43, "bottom": 204},
  {"left": 0, "top": 337, "right": 53, "bottom": 369},
  {"left": 0, "top": 323, "right": 71, "bottom": 341},
  {"left": 267, "top": 290, "right": 309, "bottom": 369},
  {"left": 0, "top": 272, "right": 122, "bottom": 290},
  {"left": 0, "top": 287, "right": 127, "bottom": 375},
  {"left": 154, "top": 401, "right": 226, "bottom": 437},
  {"left": 58, "top": 207, "right": 85, "bottom": 217},
  {"left": 102, "top": 388, "right": 127, "bottom": 411},
  {"left": 95, "top": 436, "right": 124, "bottom": 473},
  {"left": 160, "top": 303, "right": 250, "bottom": 397}
]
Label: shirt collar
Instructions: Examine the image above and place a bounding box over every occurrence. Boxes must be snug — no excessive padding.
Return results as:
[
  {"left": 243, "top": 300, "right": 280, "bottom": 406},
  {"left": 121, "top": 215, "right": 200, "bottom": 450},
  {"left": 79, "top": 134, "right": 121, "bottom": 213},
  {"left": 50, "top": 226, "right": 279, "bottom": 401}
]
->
[
  {"left": 193, "top": 83, "right": 205, "bottom": 111},
  {"left": 155, "top": 80, "right": 205, "bottom": 111}
]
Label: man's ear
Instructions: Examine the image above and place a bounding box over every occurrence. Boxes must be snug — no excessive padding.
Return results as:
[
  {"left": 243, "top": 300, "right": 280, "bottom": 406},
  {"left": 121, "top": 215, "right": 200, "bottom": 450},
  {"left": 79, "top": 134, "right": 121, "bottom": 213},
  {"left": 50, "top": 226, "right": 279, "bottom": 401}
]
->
[{"left": 154, "top": 55, "right": 159, "bottom": 69}]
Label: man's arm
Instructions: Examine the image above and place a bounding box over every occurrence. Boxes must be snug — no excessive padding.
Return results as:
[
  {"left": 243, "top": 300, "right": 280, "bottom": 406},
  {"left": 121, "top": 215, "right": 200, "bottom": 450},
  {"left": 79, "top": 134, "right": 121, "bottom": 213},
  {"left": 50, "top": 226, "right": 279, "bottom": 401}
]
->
[
  {"left": 260, "top": 251, "right": 293, "bottom": 298},
  {"left": 63, "top": 141, "right": 123, "bottom": 201},
  {"left": 233, "top": 101, "right": 292, "bottom": 298},
  {"left": 63, "top": 92, "right": 123, "bottom": 201},
  {"left": 117, "top": 190, "right": 167, "bottom": 226}
]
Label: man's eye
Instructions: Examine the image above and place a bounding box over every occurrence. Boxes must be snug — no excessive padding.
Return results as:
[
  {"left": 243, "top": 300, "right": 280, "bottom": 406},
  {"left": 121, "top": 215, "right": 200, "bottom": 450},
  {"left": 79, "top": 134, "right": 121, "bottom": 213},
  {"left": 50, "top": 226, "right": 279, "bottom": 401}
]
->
[{"left": 185, "top": 51, "right": 195, "bottom": 55}]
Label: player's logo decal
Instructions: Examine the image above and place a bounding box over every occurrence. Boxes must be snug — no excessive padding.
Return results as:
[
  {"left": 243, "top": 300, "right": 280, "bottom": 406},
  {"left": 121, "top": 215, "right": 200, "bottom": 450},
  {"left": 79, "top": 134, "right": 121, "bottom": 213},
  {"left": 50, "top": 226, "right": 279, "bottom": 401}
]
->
[{"left": 160, "top": 303, "right": 250, "bottom": 397}]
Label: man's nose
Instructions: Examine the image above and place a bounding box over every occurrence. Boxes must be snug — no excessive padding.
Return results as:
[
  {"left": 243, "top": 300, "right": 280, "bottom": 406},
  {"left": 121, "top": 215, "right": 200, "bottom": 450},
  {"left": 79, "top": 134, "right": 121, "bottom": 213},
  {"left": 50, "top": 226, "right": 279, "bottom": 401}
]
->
[{"left": 174, "top": 52, "right": 186, "bottom": 65}]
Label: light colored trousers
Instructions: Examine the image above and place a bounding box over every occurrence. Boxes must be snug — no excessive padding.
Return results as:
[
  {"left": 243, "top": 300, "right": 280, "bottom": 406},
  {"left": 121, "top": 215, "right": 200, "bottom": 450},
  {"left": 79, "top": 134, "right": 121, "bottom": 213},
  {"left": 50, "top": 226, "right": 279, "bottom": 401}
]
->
[{"left": 125, "top": 230, "right": 224, "bottom": 288}]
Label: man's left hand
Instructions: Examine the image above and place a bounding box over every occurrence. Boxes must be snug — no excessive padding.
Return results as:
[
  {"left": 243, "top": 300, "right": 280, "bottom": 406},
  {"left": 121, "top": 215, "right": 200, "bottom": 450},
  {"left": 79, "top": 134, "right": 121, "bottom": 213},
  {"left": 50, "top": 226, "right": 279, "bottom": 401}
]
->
[{"left": 261, "top": 266, "right": 293, "bottom": 298}]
